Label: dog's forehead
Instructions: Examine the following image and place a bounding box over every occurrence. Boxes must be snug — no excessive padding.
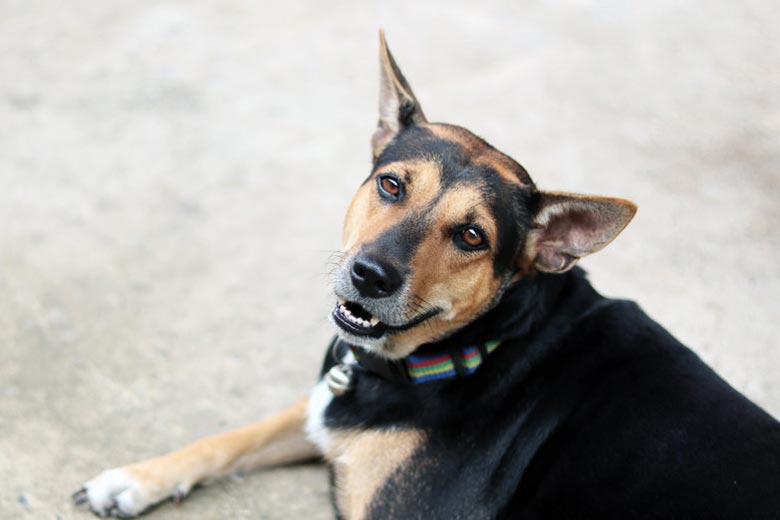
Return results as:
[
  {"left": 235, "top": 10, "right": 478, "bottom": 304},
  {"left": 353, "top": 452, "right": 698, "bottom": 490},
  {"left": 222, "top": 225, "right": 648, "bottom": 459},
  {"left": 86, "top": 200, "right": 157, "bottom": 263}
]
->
[{"left": 374, "top": 123, "right": 534, "bottom": 190}]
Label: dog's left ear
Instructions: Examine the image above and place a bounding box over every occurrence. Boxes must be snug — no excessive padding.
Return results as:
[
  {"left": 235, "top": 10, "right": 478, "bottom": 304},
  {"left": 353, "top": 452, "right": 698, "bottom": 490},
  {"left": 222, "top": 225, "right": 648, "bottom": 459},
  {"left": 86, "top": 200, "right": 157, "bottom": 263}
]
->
[
  {"left": 372, "top": 29, "right": 428, "bottom": 159},
  {"left": 525, "top": 192, "right": 637, "bottom": 273}
]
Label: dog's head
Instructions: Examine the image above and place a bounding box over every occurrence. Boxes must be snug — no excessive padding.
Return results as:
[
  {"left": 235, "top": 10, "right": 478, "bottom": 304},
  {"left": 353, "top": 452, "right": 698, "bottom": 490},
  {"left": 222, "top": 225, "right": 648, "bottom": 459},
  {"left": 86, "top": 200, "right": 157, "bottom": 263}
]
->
[{"left": 331, "top": 32, "right": 636, "bottom": 358}]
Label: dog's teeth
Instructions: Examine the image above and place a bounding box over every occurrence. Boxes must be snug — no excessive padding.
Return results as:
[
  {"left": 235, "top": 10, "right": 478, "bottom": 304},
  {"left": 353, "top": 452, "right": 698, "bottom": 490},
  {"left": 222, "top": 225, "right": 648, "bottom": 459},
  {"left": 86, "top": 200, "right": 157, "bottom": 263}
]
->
[{"left": 337, "top": 303, "right": 379, "bottom": 329}]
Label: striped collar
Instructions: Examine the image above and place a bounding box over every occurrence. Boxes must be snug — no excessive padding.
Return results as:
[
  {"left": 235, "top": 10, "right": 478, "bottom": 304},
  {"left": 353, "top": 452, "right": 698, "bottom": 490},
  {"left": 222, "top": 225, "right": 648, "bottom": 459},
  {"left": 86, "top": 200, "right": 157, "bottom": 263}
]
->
[{"left": 343, "top": 339, "right": 502, "bottom": 385}]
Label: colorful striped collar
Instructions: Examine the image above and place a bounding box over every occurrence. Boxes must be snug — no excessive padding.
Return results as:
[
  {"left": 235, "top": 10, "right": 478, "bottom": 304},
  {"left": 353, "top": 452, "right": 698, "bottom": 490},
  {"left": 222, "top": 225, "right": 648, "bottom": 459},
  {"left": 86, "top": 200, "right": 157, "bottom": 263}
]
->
[{"left": 343, "top": 339, "right": 502, "bottom": 385}]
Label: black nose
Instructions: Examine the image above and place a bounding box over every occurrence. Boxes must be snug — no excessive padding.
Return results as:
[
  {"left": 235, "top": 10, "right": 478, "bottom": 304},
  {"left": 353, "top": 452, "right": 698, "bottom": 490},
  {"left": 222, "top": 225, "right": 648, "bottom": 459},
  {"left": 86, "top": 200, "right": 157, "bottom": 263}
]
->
[{"left": 350, "top": 254, "right": 403, "bottom": 298}]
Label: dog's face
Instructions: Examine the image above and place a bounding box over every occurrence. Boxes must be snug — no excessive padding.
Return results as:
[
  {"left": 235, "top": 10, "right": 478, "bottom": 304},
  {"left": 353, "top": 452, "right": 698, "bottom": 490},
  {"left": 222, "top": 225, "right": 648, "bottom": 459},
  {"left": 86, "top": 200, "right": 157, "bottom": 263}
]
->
[{"left": 331, "top": 33, "right": 636, "bottom": 358}]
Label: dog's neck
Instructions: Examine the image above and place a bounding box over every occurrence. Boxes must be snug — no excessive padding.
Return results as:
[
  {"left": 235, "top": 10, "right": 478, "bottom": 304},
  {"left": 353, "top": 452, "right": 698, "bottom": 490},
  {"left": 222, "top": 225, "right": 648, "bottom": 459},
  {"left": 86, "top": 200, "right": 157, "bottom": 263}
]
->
[{"left": 412, "top": 268, "right": 577, "bottom": 358}]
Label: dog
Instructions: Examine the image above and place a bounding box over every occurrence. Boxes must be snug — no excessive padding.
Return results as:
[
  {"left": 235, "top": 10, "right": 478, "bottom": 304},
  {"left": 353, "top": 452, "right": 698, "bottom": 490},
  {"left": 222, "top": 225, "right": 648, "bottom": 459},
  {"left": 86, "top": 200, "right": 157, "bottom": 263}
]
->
[{"left": 74, "top": 31, "right": 780, "bottom": 519}]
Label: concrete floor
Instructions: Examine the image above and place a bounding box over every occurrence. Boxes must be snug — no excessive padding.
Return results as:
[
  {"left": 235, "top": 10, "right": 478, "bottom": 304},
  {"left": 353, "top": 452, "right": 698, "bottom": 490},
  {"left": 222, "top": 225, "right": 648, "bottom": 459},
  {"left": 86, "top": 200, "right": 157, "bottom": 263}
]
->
[{"left": 1, "top": 1, "right": 778, "bottom": 518}]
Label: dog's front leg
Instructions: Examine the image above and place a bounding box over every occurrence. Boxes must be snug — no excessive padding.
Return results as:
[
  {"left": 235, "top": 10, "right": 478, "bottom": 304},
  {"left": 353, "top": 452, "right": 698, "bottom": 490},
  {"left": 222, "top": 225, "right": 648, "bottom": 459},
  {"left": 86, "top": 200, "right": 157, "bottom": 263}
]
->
[{"left": 73, "top": 398, "right": 318, "bottom": 517}]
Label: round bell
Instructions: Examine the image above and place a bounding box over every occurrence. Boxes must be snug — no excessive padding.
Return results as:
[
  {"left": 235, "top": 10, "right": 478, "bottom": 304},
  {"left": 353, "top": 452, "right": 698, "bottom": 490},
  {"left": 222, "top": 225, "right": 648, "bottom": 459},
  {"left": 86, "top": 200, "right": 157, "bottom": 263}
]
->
[{"left": 326, "top": 364, "right": 353, "bottom": 395}]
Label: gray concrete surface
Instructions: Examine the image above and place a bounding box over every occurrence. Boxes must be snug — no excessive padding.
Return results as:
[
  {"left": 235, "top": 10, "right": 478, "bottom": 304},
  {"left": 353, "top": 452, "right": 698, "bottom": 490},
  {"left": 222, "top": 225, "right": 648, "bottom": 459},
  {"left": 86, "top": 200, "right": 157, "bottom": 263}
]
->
[{"left": 1, "top": 0, "right": 778, "bottom": 518}]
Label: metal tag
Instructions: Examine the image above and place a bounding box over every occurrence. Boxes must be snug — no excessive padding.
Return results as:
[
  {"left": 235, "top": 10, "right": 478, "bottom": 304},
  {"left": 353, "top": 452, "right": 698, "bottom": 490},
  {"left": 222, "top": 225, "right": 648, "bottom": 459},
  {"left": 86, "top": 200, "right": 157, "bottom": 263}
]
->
[{"left": 326, "top": 363, "right": 353, "bottom": 396}]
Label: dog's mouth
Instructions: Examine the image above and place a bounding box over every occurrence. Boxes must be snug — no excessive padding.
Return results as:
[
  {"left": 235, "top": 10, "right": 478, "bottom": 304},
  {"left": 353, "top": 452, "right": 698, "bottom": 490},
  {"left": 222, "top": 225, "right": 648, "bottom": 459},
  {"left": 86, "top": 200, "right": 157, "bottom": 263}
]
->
[
  {"left": 332, "top": 299, "right": 442, "bottom": 339},
  {"left": 333, "top": 300, "right": 387, "bottom": 338}
]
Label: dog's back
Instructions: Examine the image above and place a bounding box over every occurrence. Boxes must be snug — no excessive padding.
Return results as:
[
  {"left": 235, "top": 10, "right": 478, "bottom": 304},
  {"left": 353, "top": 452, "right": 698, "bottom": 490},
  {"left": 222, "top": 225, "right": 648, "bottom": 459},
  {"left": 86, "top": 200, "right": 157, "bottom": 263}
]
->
[{"left": 503, "top": 270, "right": 780, "bottom": 519}]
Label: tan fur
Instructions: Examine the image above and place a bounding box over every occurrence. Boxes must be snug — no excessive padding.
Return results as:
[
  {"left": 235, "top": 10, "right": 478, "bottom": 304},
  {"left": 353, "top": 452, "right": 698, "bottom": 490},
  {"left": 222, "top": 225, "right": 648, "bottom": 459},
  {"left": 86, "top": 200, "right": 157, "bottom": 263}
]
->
[
  {"left": 324, "top": 428, "right": 424, "bottom": 520},
  {"left": 122, "top": 399, "right": 317, "bottom": 499}
]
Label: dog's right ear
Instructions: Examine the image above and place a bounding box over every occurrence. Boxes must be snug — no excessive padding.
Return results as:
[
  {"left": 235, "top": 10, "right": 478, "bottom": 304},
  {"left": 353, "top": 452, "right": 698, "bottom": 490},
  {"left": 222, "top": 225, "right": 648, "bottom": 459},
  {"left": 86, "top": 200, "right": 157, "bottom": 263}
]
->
[{"left": 372, "top": 29, "right": 428, "bottom": 159}]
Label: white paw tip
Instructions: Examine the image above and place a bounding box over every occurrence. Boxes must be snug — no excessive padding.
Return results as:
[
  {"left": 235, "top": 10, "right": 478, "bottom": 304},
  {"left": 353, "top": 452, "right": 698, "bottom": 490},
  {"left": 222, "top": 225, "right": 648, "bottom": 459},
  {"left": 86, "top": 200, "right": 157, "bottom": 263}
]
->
[{"left": 76, "top": 468, "right": 149, "bottom": 517}]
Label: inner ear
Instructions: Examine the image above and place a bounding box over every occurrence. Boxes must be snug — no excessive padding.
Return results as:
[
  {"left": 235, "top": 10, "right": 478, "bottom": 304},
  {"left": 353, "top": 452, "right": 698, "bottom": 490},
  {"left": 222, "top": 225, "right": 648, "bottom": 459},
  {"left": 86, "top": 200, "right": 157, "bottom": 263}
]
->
[
  {"left": 372, "top": 30, "right": 428, "bottom": 159},
  {"left": 527, "top": 192, "right": 637, "bottom": 273}
]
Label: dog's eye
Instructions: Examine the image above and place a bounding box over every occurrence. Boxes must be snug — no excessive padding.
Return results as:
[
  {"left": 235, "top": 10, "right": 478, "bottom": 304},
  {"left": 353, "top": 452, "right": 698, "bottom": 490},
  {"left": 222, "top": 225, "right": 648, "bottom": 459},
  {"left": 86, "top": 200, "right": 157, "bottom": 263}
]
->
[
  {"left": 377, "top": 174, "right": 403, "bottom": 201},
  {"left": 454, "top": 225, "right": 488, "bottom": 251}
]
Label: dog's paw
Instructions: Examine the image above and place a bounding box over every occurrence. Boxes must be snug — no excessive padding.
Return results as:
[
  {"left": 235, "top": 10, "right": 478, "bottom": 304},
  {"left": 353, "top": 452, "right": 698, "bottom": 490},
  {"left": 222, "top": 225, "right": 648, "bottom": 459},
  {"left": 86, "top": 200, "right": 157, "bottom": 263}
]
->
[{"left": 72, "top": 466, "right": 187, "bottom": 517}]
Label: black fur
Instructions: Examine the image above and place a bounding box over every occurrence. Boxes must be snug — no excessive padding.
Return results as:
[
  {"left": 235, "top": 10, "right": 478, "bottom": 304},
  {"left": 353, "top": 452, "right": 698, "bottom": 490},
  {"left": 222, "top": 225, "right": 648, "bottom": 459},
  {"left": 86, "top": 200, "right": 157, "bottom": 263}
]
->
[{"left": 321, "top": 268, "right": 780, "bottom": 519}]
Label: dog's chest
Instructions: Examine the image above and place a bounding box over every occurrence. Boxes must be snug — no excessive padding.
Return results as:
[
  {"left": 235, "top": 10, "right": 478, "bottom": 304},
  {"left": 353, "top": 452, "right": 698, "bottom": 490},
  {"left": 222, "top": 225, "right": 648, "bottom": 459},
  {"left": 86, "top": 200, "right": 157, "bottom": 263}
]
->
[{"left": 306, "top": 380, "right": 424, "bottom": 519}]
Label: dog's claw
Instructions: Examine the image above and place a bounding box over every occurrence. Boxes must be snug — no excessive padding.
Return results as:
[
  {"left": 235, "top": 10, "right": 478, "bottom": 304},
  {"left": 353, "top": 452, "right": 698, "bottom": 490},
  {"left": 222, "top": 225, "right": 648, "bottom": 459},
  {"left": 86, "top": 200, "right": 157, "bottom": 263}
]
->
[
  {"left": 72, "top": 487, "right": 88, "bottom": 506},
  {"left": 173, "top": 484, "right": 186, "bottom": 505},
  {"left": 107, "top": 498, "right": 121, "bottom": 518}
]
